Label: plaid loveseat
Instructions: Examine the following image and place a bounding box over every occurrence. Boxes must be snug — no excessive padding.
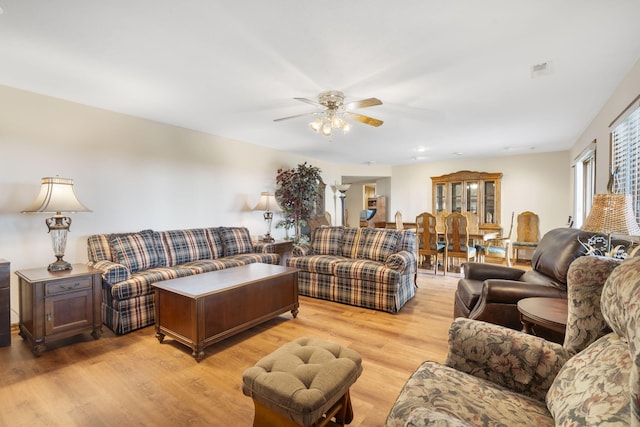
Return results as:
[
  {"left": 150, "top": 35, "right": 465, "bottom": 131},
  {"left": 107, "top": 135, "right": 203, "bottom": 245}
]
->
[
  {"left": 87, "top": 227, "right": 279, "bottom": 335},
  {"left": 288, "top": 226, "right": 417, "bottom": 313}
]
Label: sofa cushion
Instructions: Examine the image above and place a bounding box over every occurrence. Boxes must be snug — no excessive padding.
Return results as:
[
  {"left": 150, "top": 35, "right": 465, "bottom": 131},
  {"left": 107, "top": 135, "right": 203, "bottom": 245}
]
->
[
  {"left": 341, "top": 227, "right": 361, "bottom": 258},
  {"left": 311, "top": 226, "right": 343, "bottom": 256},
  {"left": 385, "top": 361, "right": 553, "bottom": 427},
  {"left": 205, "top": 227, "right": 224, "bottom": 259},
  {"left": 109, "top": 230, "right": 162, "bottom": 273},
  {"left": 87, "top": 234, "right": 112, "bottom": 262},
  {"left": 218, "top": 227, "right": 253, "bottom": 256},
  {"left": 288, "top": 255, "right": 346, "bottom": 275},
  {"left": 546, "top": 333, "right": 631, "bottom": 425},
  {"left": 356, "top": 228, "right": 399, "bottom": 262},
  {"left": 154, "top": 228, "right": 213, "bottom": 266}
]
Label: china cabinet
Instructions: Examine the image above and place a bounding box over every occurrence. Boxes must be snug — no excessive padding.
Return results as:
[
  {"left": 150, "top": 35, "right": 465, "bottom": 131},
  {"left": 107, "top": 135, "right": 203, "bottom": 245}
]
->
[{"left": 431, "top": 171, "right": 502, "bottom": 230}]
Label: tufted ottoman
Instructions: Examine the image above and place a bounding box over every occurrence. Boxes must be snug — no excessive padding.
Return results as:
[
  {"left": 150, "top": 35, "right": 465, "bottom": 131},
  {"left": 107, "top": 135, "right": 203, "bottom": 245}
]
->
[{"left": 242, "top": 337, "right": 363, "bottom": 427}]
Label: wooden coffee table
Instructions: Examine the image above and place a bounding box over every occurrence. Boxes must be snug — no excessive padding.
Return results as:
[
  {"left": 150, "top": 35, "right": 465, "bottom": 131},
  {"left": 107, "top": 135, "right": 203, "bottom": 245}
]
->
[
  {"left": 517, "top": 297, "right": 568, "bottom": 337},
  {"left": 154, "top": 263, "right": 298, "bottom": 361}
]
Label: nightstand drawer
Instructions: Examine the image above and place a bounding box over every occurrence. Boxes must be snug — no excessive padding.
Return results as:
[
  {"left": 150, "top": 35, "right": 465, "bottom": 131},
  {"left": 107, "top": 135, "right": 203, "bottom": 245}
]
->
[{"left": 46, "top": 277, "right": 92, "bottom": 295}]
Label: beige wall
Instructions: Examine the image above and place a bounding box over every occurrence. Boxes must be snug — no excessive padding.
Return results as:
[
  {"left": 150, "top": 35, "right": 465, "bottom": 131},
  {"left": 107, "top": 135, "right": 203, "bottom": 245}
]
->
[{"left": 570, "top": 58, "right": 640, "bottom": 192}]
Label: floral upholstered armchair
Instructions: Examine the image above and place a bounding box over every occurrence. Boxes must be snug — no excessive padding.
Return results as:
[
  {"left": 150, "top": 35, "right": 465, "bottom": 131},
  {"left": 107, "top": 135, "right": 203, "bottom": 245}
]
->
[{"left": 386, "top": 255, "right": 640, "bottom": 426}]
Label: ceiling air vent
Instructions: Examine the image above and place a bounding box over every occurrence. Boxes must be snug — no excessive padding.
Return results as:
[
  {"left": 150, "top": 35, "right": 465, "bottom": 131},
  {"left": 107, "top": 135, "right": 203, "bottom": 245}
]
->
[{"left": 531, "top": 60, "right": 552, "bottom": 79}]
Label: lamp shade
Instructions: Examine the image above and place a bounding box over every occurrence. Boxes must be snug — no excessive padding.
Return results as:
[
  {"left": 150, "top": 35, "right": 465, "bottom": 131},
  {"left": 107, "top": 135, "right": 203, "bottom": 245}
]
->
[
  {"left": 254, "top": 192, "right": 281, "bottom": 212},
  {"left": 22, "top": 177, "right": 92, "bottom": 213},
  {"left": 581, "top": 193, "right": 640, "bottom": 236}
]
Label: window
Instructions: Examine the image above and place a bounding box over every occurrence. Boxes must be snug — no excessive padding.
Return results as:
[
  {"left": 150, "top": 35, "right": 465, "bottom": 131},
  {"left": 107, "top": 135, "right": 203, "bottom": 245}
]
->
[
  {"left": 573, "top": 142, "right": 596, "bottom": 228},
  {"left": 611, "top": 101, "right": 640, "bottom": 223}
]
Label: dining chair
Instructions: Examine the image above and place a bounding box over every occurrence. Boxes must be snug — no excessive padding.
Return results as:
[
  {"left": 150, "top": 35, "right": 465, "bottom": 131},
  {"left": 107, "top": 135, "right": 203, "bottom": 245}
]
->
[
  {"left": 512, "top": 211, "right": 540, "bottom": 263},
  {"left": 444, "top": 212, "right": 477, "bottom": 275},
  {"left": 416, "top": 212, "right": 444, "bottom": 274},
  {"left": 395, "top": 211, "right": 404, "bottom": 230},
  {"left": 479, "top": 211, "right": 514, "bottom": 266}
]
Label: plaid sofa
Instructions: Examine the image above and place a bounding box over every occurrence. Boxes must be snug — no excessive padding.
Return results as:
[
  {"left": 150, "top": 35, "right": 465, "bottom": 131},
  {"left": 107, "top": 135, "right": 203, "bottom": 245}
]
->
[
  {"left": 87, "top": 227, "right": 279, "bottom": 335},
  {"left": 288, "top": 226, "right": 417, "bottom": 313}
]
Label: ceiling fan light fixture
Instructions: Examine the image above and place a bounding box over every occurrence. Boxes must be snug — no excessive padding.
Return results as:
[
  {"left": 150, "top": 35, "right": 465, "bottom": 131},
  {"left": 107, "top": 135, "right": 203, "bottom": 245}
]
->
[
  {"left": 321, "top": 120, "right": 333, "bottom": 136},
  {"left": 309, "top": 119, "right": 323, "bottom": 132},
  {"left": 331, "top": 115, "right": 344, "bottom": 129}
]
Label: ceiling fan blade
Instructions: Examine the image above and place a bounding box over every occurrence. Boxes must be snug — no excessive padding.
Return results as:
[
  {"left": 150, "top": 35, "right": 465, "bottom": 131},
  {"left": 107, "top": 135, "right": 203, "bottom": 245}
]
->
[
  {"left": 344, "top": 97, "right": 382, "bottom": 110},
  {"left": 344, "top": 112, "right": 383, "bottom": 127},
  {"left": 273, "top": 112, "right": 317, "bottom": 122},
  {"left": 294, "top": 97, "right": 323, "bottom": 107}
]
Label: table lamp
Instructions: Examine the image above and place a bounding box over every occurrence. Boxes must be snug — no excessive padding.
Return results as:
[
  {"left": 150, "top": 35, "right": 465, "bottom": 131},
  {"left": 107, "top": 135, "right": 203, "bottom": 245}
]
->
[
  {"left": 22, "top": 177, "right": 92, "bottom": 271},
  {"left": 254, "top": 192, "right": 281, "bottom": 242},
  {"left": 581, "top": 193, "right": 640, "bottom": 252}
]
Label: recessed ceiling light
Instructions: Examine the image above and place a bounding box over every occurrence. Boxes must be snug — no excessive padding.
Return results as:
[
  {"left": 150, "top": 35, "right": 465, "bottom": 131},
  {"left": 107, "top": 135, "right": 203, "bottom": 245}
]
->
[{"left": 453, "top": 152, "right": 463, "bottom": 156}]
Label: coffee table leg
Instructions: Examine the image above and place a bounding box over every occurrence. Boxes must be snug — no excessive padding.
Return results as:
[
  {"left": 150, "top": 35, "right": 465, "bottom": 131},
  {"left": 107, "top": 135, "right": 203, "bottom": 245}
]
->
[{"left": 192, "top": 344, "right": 204, "bottom": 362}]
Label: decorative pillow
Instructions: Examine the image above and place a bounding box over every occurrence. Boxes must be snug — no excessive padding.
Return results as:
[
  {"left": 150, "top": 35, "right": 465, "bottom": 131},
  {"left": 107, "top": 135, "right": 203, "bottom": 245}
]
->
[
  {"left": 154, "top": 228, "right": 213, "bottom": 266},
  {"left": 218, "top": 227, "right": 253, "bottom": 256},
  {"left": 356, "top": 228, "right": 399, "bottom": 262},
  {"left": 312, "top": 226, "right": 343, "bottom": 256},
  {"left": 109, "top": 230, "right": 161, "bottom": 274}
]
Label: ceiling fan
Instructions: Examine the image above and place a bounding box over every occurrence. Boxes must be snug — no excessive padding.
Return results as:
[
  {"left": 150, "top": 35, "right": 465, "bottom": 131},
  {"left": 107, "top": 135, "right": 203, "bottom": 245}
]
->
[{"left": 274, "top": 90, "right": 383, "bottom": 137}]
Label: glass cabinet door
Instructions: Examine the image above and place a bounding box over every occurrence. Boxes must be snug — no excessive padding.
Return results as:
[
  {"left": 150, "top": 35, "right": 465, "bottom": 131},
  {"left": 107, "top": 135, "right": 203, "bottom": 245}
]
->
[
  {"left": 451, "top": 182, "right": 463, "bottom": 213},
  {"left": 465, "top": 181, "right": 478, "bottom": 213},
  {"left": 484, "top": 180, "right": 496, "bottom": 224},
  {"left": 435, "top": 183, "right": 446, "bottom": 213}
]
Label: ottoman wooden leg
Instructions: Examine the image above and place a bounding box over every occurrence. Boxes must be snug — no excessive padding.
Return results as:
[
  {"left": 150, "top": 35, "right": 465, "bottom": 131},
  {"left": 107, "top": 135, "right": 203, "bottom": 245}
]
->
[{"left": 253, "top": 400, "right": 300, "bottom": 427}]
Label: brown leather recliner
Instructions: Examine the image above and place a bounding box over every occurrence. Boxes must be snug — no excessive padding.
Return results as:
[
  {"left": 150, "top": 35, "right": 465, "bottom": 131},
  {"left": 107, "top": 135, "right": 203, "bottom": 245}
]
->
[{"left": 454, "top": 227, "right": 606, "bottom": 331}]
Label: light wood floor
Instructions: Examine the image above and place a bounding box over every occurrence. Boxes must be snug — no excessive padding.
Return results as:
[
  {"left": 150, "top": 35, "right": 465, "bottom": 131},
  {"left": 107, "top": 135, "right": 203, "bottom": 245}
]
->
[{"left": 0, "top": 270, "right": 461, "bottom": 426}]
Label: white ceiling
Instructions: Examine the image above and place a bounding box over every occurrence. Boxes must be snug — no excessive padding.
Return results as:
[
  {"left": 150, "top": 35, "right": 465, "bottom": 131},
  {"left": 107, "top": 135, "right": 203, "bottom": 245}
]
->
[{"left": 1, "top": 1, "right": 639, "bottom": 166}]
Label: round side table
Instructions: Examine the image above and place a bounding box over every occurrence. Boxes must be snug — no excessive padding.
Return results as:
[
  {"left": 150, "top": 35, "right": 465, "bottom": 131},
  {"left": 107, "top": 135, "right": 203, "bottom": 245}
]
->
[{"left": 517, "top": 297, "right": 568, "bottom": 342}]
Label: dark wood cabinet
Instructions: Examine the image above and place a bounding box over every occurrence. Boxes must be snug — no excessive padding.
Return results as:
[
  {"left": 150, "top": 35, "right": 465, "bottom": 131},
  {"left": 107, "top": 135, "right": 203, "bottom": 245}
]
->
[
  {"left": 16, "top": 264, "right": 102, "bottom": 356},
  {"left": 0, "top": 259, "right": 10, "bottom": 347}
]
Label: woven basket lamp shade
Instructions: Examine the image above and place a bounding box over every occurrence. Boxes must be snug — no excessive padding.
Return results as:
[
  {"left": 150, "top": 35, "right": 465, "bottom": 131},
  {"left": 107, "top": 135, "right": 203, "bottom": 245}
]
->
[{"left": 581, "top": 194, "right": 640, "bottom": 236}]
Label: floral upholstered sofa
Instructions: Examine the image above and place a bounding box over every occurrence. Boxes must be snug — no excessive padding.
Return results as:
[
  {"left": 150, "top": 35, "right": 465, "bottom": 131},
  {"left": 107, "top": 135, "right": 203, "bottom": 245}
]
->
[
  {"left": 87, "top": 227, "right": 279, "bottom": 335},
  {"left": 287, "top": 226, "right": 417, "bottom": 313},
  {"left": 386, "top": 254, "right": 640, "bottom": 426}
]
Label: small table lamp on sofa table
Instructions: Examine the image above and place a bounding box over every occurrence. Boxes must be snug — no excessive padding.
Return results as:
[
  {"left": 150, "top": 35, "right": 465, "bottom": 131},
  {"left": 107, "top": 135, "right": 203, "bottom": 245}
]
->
[
  {"left": 22, "top": 177, "right": 92, "bottom": 271},
  {"left": 254, "top": 192, "right": 281, "bottom": 242}
]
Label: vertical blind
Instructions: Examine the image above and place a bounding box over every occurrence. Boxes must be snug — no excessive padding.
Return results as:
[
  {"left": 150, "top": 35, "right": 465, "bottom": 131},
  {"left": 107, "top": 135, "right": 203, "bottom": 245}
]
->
[{"left": 611, "top": 105, "right": 640, "bottom": 223}]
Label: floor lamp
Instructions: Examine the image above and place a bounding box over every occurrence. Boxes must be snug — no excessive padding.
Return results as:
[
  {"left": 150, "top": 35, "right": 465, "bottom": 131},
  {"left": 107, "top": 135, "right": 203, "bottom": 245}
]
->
[{"left": 335, "top": 184, "right": 351, "bottom": 226}]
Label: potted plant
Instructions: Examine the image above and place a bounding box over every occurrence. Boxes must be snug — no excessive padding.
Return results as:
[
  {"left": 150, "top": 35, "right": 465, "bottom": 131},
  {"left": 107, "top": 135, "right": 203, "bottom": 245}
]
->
[{"left": 275, "top": 162, "right": 322, "bottom": 244}]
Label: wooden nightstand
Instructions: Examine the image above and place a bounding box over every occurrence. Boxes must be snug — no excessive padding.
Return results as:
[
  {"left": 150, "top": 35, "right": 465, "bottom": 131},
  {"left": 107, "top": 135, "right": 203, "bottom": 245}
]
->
[
  {"left": 272, "top": 240, "right": 294, "bottom": 266},
  {"left": 16, "top": 264, "right": 102, "bottom": 356}
]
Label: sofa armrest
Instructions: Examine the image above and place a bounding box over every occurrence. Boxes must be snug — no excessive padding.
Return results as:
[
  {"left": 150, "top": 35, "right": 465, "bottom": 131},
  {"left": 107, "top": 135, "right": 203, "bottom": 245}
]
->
[
  {"left": 292, "top": 244, "right": 313, "bottom": 257},
  {"left": 88, "top": 260, "right": 131, "bottom": 284},
  {"left": 253, "top": 241, "right": 274, "bottom": 253},
  {"left": 464, "top": 262, "right": 525, "bottom": 281},
  {"left": 385, "top": 251, "right": 416, "bottom": 274},
  {"left": 479, "top": 280, "right": 566, "bottom": 304},
  {"left": 445, "top": 318, "right": 571, "bottom": 401}
]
